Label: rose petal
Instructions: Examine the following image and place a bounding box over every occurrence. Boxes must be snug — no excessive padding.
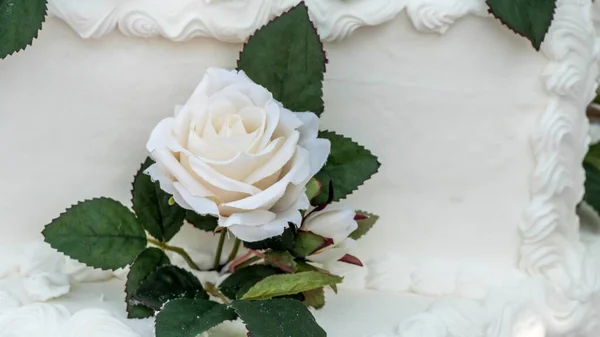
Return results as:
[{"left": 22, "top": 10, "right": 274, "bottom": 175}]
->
[
  {"left": 209, "top": 86, "right": 254, "bottom": 111},
  {"left": 172, "top": 182, "right": 219, "bottom": 215},
  {"left": 219, "top": 210, "right": 276, "bottom": 229},
  {"left": 222, "top": 81, "right": 272, "bottom": 107},
  {"left": 225, "top": 201, "right": 303, "bottom": 242},
  {"left": 200, "top": 68, "right": 253, "bottom": 96},
  {"left": 295, "top": 112, "right": 319, "bottom": 143},
  {"left": 255, "top": 102, "right": 280, "bottom": 151},
  {"left": 308, "top": 238, "right": 356, "bottom": 264},
  {"left": 144, "top": 163, "right": 176, "bottom": 195},
  {"left": 274, "top": 107, "right": 303, "bottom": 137},
  {"left": 187, "top": 155, "right": 261, "bottom": 195},
  {"left": 151, "top": 149, "right": 216, "bottom": 198},
  {"left": 303, "top": 204, "right": 357, "bottom": 244},
  {"left": 303, "top": 138, "right": 331, "bottom": 177},
  {"left": 147, "top": 118, "right": 174, "bottom": 153},
  {"left": 244, "top": 131, "right": 299, "bottom": 185},
  {"left": 223, "top": 147, "right": 310, "bottom": 211}
]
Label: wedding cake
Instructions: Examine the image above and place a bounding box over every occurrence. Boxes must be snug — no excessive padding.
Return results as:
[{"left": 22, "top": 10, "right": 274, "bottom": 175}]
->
[{"left": 1, "top": 0, "right": 600, "bottom": 336}]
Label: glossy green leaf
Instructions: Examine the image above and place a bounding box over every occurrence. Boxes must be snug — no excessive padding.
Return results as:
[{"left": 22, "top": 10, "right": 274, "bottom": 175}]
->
[
  {"left": 232, "top": 299, "right": 326, "bottom": 337},
  {"left": 134, "top": 265, "right": 207, "bottom": 310},
  {"left": 42, "top": 198, "right": 147, "bottom": 270},
  {"left": 0, "top": 0, "right": 47, "bottom": 59},
  {"left": 237, "top": 3, "right": 326, "bottom": 116},
  {"left": 132, "top": 157, "right": 186, "bottom": 242},
  {"left": 313, "top": 131, "right": 380, "bottom": 205},
  {"left": 125, "top": 248, "right": 171, "bottom": 318},
  {"left": 487, "top": 0, "right": 556, "bottom": 50},
  {"left": 241, "top": 271, "right": 342, "bottom": 301},
  {"left": 155, "top": 299, "right": 237, "bottom": 337}
]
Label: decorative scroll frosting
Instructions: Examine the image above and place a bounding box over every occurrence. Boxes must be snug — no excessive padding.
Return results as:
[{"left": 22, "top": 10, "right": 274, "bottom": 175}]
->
[
  {"left": 46, "top": 0, "right": 493, "bottom": 43},
  {"left": 384, "top": 0, "right": 600, "bottom": 336}
]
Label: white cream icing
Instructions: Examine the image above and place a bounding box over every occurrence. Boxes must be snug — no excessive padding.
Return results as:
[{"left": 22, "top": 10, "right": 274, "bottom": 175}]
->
[
  {"left": 45, "top": 0, "right": 498, "bottom": 43},
  {"left": 0, "top": 303, "right": 140, "bottom": 337},
  {"left": 18, "top": 244, "right": 71, "bottom": 302}
]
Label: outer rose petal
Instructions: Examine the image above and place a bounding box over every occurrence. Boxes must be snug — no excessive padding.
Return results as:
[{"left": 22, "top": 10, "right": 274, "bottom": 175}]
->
[
  {"left": 173, "top": 182, "right": 220, "bottom": 216},
  {"left": 303, "top": 138, "right": 331, "bottom": 177},
  {"left": 226, "top": 194, "right": 307, "bottom": 242},
  {"left": 295, "top": 112, "right": 331, "bottom": 176}
]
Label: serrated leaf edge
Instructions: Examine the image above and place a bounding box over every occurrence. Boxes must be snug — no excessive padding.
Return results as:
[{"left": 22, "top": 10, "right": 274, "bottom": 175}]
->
[
  {"left": 124, "top": 247, "right": 170, "bottom": 319},
  {"left": 154, "top": 298, "right": 238, "bottom": 334},
  {"left": 485, "top": 0, "right": 556, "bottom": 51},
  {"left": 319, "top": 129, "right": 381, "bottom": 202},
  {"left": 41, "top": 196, "right": 144, "bottom": 272},
  {"left": 235, "top": 1, "right": 328, "bottom": 116},
  {"left": 1, "top": 0, "right": 49, "bottom": 60}
]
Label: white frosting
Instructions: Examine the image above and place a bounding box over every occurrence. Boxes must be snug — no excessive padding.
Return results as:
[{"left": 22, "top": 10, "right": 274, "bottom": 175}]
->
[
  {"left": 0, "top": 0, "right": 600, "bottom": 336},
  {"left": 0, "top": 303, "right": 140, "bottom": 337},
  {"left": 63, "top": 309, "right": 140, "bottom": 337},
  {"left": 46, "top": 0, "right": 407, "bottom": 42},
  {"left": 18, "top": 244, "right": 71, "bottom": 301}
]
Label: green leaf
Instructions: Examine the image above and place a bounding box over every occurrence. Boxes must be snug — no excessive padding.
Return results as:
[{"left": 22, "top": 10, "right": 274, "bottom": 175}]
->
[
  {"left": 584, "top": 162, "right": 600, "bottom": 216},
  {"left": 133, "top": 265, "right": 208, "bottom": 310},
  {"left": 132, "top": 157, "right": 186, "bottom": 242},
  {"left": 486, "top": 0, "right": 556, "bottom": 50},
  {"left": 313, "top": 131, "right": 380, "bottom": 205},
  {"left": 155, "top": 299, "right": 237, "bottom": 337},
  {"left": 243, "top": 226, "right": 296, "bottom": 251},
  {"left": 296, "top": 261, "right": 338, "bottom": 293},
  {"left": 585, "top": 143, "right": 600, "bottom": 171},
  {"left": 292, "top": 231, "right": 326, "bottom": 258},
  {"left": 0, "top": 0, "right": 47, "bottom": 59},
  {"left": 185, "top": 211, "right": 218, "bottom": 232},
  {"left": 42, "top": 198, "right": 147, "bottom": 270},
  {"left": 303, "top": 287, "right": 325, "bottom": 309},
  {"left": 240, "top": 271, "right": 342, "bottom": 301},
  {"left": 219, "top": 265, "right": 282, "bottom": 300},
  {"left": 349, "top": 211, "right": 379, "bottom": 240},
  {"left": 232, "top": 299, "right": 326, "bottom": 337},
  {"left": 264, "top": 251, "right": 297, "bottom": 273},
  {"left": 237, "top": 2, "right": 326, "bottom": 116},
  {"left": 125, "top": 248, "right": 171, "bottom": 318},
  {"left": 306, "top": 178, "right": 322, "bottom": 201}
]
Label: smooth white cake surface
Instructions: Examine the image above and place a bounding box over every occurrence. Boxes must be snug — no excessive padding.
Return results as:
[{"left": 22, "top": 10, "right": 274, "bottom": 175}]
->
[{"left": 1, "top": 0, "right": 600, "bottom": 336}]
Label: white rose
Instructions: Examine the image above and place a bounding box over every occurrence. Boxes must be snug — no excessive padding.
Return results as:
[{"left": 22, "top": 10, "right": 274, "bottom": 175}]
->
[
  {"left": 302, "top": 204, "right": 358, "bottom": 264},
  {"left": 146, "top": 68, "right": 330, "bottom": 242}
]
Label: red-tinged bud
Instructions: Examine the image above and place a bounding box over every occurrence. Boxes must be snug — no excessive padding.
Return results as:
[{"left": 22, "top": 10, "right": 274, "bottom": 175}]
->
[
  {"left": 338, "top": 254, "right": 364, "bottom": 267},
  {"left": 354, "top": 213, "right": 368, "bottom": 221}
]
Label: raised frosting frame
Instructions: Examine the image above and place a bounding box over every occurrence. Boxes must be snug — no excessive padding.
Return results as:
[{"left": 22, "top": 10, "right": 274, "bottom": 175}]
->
[{"left": 11, "top": 0, "right": 600, "bottom": 336}]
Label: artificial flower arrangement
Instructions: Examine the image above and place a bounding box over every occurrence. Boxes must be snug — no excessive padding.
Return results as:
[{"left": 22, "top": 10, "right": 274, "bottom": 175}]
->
[{"left": 41, "top": 4, "right": 380, "bottom": 336}]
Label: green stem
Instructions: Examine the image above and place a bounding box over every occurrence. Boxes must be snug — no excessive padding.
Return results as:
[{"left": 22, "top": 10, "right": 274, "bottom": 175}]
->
[
  {"left": 227, "top": 238, "right": 242, "bottom": 264},
  {"left": 148, "top": 238, "right": 201, "bottom": 271},
  {"left": 213, "top": 230, "right": 227, "bottom": 270},
  {"left": 205, "top": 282, "right": 230, "bottom": 304}
]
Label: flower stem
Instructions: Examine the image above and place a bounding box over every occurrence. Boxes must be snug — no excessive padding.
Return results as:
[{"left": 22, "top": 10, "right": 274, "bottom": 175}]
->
[
  {"left": 227, "top": 238, "right": 242, "bottom": 264},
  {"left": 213, "top": 230, "right": 227, "bottom": 270},
  {"left": 148, "top": 238, "right": 201, "bottom": 271},
  {"left": 205, "top": 282, "right": 230, "bottom": 304}
]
